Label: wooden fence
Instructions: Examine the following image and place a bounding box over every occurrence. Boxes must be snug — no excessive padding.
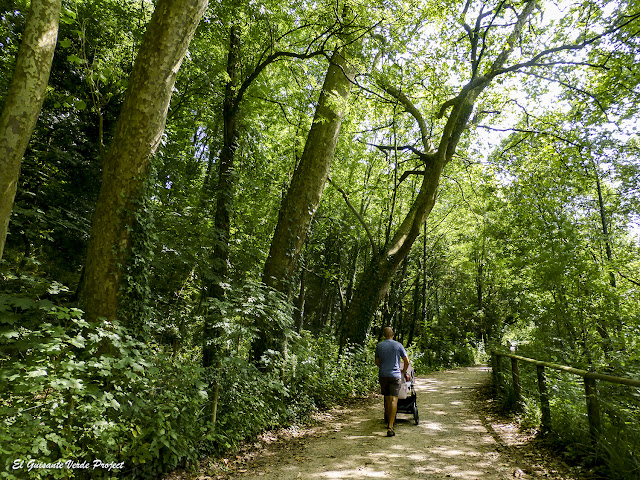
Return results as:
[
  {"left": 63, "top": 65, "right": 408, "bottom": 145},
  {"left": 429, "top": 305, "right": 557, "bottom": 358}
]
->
[{"left": 491, "top": 351, "right": 640, "bottom": 443}]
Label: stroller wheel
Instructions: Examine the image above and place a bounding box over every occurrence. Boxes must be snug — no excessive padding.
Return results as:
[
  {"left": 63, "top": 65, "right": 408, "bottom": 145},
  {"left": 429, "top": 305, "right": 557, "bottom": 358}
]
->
[{"left": 413, "top": 404, "right": 419, "bottom": 425}]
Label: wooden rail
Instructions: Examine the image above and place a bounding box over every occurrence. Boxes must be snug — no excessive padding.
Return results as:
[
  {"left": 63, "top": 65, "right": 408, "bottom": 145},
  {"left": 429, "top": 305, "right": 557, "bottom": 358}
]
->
[{"left": 491, "top": 351, "right": 640, "bottom": 442}]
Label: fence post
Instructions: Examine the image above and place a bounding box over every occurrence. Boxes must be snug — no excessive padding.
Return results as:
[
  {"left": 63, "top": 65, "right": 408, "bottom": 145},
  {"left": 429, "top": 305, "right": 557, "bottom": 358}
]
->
[
  {"left": 491, "top": 352, "right": 498, "bottom": 390},
  {"left": 584, "top": 375, "right": 601, "bottom": 445},
  {"left": 511, "top": 357, "right": 522, "bottom": 408},
  {"left": 536, "top": 365, "right": 551, "bottom": 432}
]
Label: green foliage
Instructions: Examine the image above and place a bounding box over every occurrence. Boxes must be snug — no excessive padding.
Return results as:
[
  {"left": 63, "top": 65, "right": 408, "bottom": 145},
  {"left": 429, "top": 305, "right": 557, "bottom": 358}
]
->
[
  {"left": 0, "top": 293, "right": 206, "bottom": 479},
  {"left": 0, "top": 3, "right": 26, "bottom": 100},
  {"left": 118, "top": 164, "right": 160, "bottom": 331},
  {"left": 0, "top": 281, "right": 381, "bottom": 479},
  {"left": 493, "top": 353, "right": 640, "bottom": 479},
  {"left": 414, "top": 323, "right": 478, "bottom": 371},
  {"left": 2, "top": 0, "right": 640, "bottom": 476},
  {"left": 195, "top": 281, "right": 379, "bottom": 453},
  {"left": 202, "top": 336, "right": 378, "bottom": 454},
  {"left": 289, "top": 333, "right": 379, "bottom": 407}
]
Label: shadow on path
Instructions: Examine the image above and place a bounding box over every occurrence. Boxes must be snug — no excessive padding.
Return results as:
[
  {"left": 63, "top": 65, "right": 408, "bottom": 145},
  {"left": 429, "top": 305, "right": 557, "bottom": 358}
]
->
[{"left": 233, "top": 366, "right": 532, "bottom": 480}]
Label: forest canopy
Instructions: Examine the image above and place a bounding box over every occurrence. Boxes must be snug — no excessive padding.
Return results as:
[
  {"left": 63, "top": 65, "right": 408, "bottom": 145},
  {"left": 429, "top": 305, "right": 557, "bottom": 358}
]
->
[{"left": 1, "top": 0, "right": 639, "bottom": 478}]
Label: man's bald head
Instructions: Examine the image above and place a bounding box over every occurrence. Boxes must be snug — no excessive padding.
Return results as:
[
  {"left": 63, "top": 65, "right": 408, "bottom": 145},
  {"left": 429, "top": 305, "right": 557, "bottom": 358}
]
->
[{"left": 383, "top": 326, "right": 394, "bottom": 339}]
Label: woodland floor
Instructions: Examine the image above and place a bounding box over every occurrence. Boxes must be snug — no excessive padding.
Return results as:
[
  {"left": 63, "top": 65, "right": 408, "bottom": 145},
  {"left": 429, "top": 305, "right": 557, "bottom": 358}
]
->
[{"left": 167, "top": 366, "right": 595, "bottom": 480}]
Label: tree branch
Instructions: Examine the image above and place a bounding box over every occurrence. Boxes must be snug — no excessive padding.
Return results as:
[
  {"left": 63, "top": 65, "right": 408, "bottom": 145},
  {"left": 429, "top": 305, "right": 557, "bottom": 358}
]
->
[
  {"left": 519, "top": 69, "right": 608, "bottom": 116},
  {"left": 476, "top": 1, "right": 509, "bottom": 76},
  {"left": 438, "top": 0, "right": 544, "bottom": 119},
  {"left": 328, "top": 177, "right": 377, "bottom": 253},
  {"left": 489, "top": 12, "right": 640, "bottom": 79},
  {"left": 376, "top": 80, "right": 432, "bottom": 152},
  {"left": 618, "top": 269, "right": 640, "bottom": 287},
  {"left": 365, "top": 141, "right": 434, "bottom": 161},
  {"left": 476, "top": 124, "right": 582, "bottom": 148},
  {"left": 398, "top": 170, "right": 425, "bottom": 184},
  {"left": 233, "top": 48, "right": 330, "bottom": 116}
]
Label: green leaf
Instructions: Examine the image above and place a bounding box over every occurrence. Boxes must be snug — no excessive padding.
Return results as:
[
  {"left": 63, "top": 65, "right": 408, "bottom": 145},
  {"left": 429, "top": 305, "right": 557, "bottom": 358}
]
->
[
  {"left": 32, "top": 437, "right": 50, "bottom": 455},
  {"left": 1, "top": 330, "right": 19, "bottom": 339},
  {"left": 37, "top": 299, "right": 56, "bottom": 311},
  {"left": 67, "top": 54, "right": 84, "bottom": 65},
  {"left": 132, "top": 362, "right": 144, "bottom": 372},
  {"left": 9, "top": 297, "right": 36, "bottom": 310},
  {"left": 68, "top": 335, "right": 86, "bottom": 348},
  {"left": 26, "top": 368, "right": 48, "bottom": 378},
  {"left": 60, "top": 7, "right": 77, "bottom": 25}
]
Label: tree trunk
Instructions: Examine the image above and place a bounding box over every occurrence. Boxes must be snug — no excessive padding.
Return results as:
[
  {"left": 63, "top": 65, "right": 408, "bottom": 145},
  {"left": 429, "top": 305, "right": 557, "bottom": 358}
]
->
[
  {"left": 592, "top": 162, "right": 616, "bottom": 350},
  {"left": 341, "top": 0, "right": 537, "bottom": 346},
  {"left": 203, "top": 24, "right": 240, "bottom": 371},
  {"left": 82, "top": 0, "right": 207, "bottom": 322},
  {"left": 262, "top": 48, "right": 357, "bottom": 293},
  {"left": 593, "top": 162, "right": 616, "bottom": 288},
  {"left": 0, "top": 0, "right": 60, "bottom": 260},
  {"left": 408, "top": 265, "right": 421, "bottom": 345},
  {"left": 293, "top": 268, "right": 306, "bottom": 331},
  {"left": 253, "top": 46, "right": 357, "bottom": 361}
]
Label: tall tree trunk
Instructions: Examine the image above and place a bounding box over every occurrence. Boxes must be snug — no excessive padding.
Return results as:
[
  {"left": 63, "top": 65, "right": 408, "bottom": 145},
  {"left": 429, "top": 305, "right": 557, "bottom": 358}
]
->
[
  {"left": 593, "top": 162, "right": 616, "bottom": 287},
  {"left": 82, "top": 0, "right": 207, "bottom": 322},
  {"left": 262, "top": 48, "right": 357, "bottom": 292},
  {"left": 408, "top": 264, "right": 421, "bottom": 345},
  {"left": 293, "top": 268, "right": 306, "bottom": 331},
  {"left": 592, "top": 160, "right": 617, "bottom": 350},
  {"left": 341, "top": 0, "right": 537, "bottom": 346},
  {"left": 0, "top": 0, "right": 60, "bottom": 260},
  {"left": 421, "top": 224, "right": 428, "bottom": 326},
  {"left": 253, "top": 46, "right": 357, "bottom": 362},
  {"left": 202, "top": 24, "right": 240, "bottom": 372}
]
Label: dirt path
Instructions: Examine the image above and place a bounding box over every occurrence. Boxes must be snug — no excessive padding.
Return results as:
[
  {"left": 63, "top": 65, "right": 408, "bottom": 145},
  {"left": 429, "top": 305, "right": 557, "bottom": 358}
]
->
[{"left": 189, "top": 366, "right": 585, "bottom": 480}]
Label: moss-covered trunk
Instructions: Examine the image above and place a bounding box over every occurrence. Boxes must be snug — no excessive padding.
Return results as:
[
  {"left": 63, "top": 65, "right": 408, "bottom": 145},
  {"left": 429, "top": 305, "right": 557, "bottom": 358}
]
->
[
  {"left": 202, "top": 24, "right": 240, "bottom": 372},
  {"left": 252, "top": 46, "right": 357, "bottom": 362},
  {"left": 0, "top": 0, "right": 61, "bottom": 260},
  {"left": 82, "top": 0, "right": 207, "bottom": 323}
]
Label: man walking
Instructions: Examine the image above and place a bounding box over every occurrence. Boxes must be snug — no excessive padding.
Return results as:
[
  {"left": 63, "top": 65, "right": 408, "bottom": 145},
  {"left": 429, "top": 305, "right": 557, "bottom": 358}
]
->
[{"left": 375, "top": 326, "right": 410, "bottom": 437}]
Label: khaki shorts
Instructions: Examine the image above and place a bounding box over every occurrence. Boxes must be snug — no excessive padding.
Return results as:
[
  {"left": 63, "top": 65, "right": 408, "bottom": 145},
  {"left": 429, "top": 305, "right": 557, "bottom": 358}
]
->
[{"left": 379, "top": 376, "right": 401, "bottom": 397}]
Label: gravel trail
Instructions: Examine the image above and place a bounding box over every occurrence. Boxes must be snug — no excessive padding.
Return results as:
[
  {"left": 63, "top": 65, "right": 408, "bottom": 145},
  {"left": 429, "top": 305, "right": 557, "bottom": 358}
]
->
[{"left": 224, "top": 366, "right": 558, "bottom": 480}]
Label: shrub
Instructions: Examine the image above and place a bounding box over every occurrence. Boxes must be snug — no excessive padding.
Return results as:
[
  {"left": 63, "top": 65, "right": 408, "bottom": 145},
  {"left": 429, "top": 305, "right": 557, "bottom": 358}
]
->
[
  {"left": 1, "top": 286, "right": 382, "bottom": 479},
  {"left": 199, "top": 331, "right": 379, "bottom": 455},
  {"left": 492, "top": 350, "right": 640, "bottom": 479},
  {"left": 0, "top": 295, "right": 206, "bottom": 479}
]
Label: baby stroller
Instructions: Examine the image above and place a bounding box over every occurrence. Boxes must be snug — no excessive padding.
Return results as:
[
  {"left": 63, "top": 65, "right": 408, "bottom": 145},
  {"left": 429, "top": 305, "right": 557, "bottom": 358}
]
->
[{"left": 385, "top": 365, "right": 419, "bottom": 425}]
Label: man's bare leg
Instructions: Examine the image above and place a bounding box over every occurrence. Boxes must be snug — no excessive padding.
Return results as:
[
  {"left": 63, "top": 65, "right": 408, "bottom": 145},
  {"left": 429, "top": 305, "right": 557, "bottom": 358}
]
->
[
  {"left": 384, "top": 396, "right": 390, "bottom": 424},
  {"left": 385, "top": 395, "right": 398, "bottom": 435},
  {"left": 388, "top": 396, "right": 398, "bottom": 430}
]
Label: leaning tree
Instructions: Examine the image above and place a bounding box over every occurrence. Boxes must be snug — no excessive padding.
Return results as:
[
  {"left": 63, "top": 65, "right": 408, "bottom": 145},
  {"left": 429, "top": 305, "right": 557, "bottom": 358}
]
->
[{"left": 340, "top": 0, "right": 640, "bottom": 345}]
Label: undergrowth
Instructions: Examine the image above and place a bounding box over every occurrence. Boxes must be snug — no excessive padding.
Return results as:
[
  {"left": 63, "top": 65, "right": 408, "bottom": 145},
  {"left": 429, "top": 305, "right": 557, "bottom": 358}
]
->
[
  {"left": 492, "top": 351, "right": 640, "bottom": 480},
  {"left": 0, "top": 289, "right": 378, "bottom": 480}
]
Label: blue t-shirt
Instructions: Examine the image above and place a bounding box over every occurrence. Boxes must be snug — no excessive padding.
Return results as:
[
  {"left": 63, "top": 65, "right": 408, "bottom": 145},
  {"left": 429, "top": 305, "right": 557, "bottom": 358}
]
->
[{"left": 375, "top": 339, "right": 408, "bottom": 378}]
